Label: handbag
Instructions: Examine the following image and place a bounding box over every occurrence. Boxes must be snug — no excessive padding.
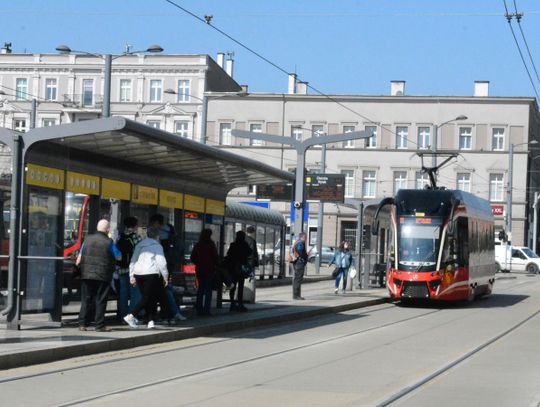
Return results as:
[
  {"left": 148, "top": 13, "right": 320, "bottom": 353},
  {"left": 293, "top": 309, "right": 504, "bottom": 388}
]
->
[
  {"left": 349, "top": 266, "right": 357, "bottom": 279},
  {"left": 332, "top": 267, "right": 339, "bottom": 278}
]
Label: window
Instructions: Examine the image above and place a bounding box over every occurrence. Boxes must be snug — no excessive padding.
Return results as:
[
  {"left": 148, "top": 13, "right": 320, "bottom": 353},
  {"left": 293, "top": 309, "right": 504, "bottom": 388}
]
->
[
  {"left": 459, "top": 127, "right": 472, "bottom": 150},
  {"left": 312, "top": 124, "right": 324, "bottom": 148},
  {"left": 417, "top": 127, "right": 430, "bottom": 149},
  {"left": 220, "top": 123, "right": 232, "bottom": 145},
  {"left": 416, "top": 171, "right": 430, "bottom": 189},
  {"left": 82, "top": 79, "right": 93, "bottom": 107},
  {"left": 16, "top": 78, "right": 28, "bottom": 100},
  {"left": 492, "top": 128, "right": 505, "bottom": 151},
  {"left": 174, "top": 121, "right": 189, "bottom": 138},
  {"left": 150, "top": 79, "right": 162, "bottom": 102},
  {"left": 45, "top": 79, "right": 57, "bottom": 101},
  {"left": 365, "top": 125, "right": 377, "bottom": 148},
  {"left": 146, "top": 120, "right": 161, "bottom": 129},
  {"left": 250, "top": 123, "right": 263, "bottom": 146},
  {"left": 119, "top": 79, "right": 132, "bottom": 102},
  {"left": 248, "top": 185, "right": 257, "bottom": 195},
  {"left": 13, "top": 119, "right": 26, "bottom": 132},
  {"left": 42, "top": 119, "right": 56, "bottom": 127},
  {"left": 396, "top": 126, "right": 408, "bottom": 149},
  {"left": 291, "top": 125, "right": 303, "bottom": 141},
  {"left": 489, "top": 173, "right": 504, "bottom": 201},
  {"left": 343, "top": 126, "right": 355, "bottom": 148},
  {"left": 393, "top": 171, "right": 408, "bottom": 193},
  {"left": 177, "top": 80, "right": 190, "bottom": 102},
  {"left": 341, "top": 170, "right": 355, "bottom": 198},
  {"left": 362, "top": 170, "right": 376, "bottom": 198},
  {"left": 457, "top": 173, "right": 471, "bottom": 192}
]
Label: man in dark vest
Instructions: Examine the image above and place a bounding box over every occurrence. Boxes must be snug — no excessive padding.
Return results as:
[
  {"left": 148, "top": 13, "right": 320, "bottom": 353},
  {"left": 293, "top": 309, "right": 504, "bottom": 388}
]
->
[{"left": 77, "top": 219, "right": 121, "bottom": 332}]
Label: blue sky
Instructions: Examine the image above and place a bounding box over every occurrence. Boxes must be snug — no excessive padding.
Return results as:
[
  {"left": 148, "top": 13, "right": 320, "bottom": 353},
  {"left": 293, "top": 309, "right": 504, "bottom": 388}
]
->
[{"left": 2, "top": 0, "right": 540, "bottom": 97}]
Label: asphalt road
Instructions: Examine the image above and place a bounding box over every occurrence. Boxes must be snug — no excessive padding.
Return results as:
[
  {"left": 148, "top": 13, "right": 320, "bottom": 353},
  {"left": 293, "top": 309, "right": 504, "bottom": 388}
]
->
[{"left": 1, "top": 273, "right": 539, "bottom": 407}]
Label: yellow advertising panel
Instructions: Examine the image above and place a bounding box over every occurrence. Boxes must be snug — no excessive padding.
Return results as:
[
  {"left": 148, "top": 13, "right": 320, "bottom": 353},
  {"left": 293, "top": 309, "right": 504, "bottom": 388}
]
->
[
  {"left": 102, "top": 178, "right": 131, "bottom": 201},
  {"left": 184, "top": 194, "right": 205, "bottom": 213},
  {"left": 132, "top": 184, "right": 158, "bottom": 205},
  {"left": 66, "top": 171, "right": 100, "bottom": 196},
  {"left": 159, "top": 190, "right": 183, "bottom": 209},
  {"left": 205, "top": 199, "right": 225, "bottom": 216},
  {"left": 26, "top": 164, "right": 64, "bottom": 190}
]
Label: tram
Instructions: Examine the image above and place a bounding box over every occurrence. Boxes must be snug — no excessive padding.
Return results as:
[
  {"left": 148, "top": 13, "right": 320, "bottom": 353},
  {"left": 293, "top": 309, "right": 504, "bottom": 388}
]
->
[{"left": 369, "top": 188, "right": 496, "bottom": 301}]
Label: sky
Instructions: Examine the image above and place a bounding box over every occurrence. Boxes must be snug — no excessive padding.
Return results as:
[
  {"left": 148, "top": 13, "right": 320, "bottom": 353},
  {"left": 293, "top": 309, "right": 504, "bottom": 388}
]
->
[{"left": 2, "top": 0, "right": 540, "bottom": 98}]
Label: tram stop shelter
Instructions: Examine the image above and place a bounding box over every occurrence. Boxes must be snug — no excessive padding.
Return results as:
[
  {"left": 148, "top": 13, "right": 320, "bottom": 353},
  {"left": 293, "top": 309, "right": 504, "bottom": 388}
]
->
[{"left": 0, "top": 117, "right": 294, "bottom": 330}]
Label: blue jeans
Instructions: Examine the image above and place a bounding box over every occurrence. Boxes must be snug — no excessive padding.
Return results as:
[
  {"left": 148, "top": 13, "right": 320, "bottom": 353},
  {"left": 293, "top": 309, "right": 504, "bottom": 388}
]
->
[
  {"left": 166, "top": 285, "right": 179, "bottom": 318},
  {"left": 196, "top": 274, "right": 214, "bottom": 314},
  {"left": 118, "top": 273, "right": 141, "bottom": 318},
  {"left": 335, "top": 267, "right": 348, "bottom": 290}
]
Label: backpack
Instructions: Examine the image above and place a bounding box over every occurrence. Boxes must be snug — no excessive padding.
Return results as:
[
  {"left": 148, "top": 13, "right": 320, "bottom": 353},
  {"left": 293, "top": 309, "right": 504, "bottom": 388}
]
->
[{"left": 116, "top": 232, "right": 140, "bottom": 269}]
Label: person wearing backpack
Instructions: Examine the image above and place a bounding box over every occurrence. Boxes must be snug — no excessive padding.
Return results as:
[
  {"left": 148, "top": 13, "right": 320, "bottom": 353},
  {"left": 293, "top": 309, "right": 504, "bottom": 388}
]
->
[{"left": 116, "top": 216, "right": 142, "bottom": 320}]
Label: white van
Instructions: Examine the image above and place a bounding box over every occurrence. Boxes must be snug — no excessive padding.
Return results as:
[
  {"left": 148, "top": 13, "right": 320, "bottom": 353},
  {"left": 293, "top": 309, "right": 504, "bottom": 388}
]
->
[{"left": 495, "top": 245, "right": 540, "bottom": 273}]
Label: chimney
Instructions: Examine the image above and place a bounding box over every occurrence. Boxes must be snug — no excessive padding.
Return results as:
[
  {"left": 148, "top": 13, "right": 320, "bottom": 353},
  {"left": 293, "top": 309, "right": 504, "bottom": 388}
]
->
[
  {"left": 474, "top": 80, "right": 489, "bottom": 97},
  {"left": 225, "top": 54, "right": 234, "bottom": 78},
  {"left": 288, "top": 74, "right": 297, "bottom": 94},
  {"left": 216, "top": 52, "right": 225, "bottom": 68},
  {"left": 240, "top": 84, "right": 248, "bottom": 93},
  {"left": 0, "top": 42, "right": 12, "bottom": 54},
  {"left": 391, "top": 80, "right": 405, "bottom": 96},
  {"left": 296, "top": 81, "right": 308, "bottom": 95}
]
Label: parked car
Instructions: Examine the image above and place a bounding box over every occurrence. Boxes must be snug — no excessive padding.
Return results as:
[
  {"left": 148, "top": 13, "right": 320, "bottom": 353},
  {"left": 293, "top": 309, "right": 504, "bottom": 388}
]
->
[
  {"left": 495, "top": 245, "right": 540, "bottom": 273},
  {"left": 308, "top": 246, "right": 335, "bottom": 265}
]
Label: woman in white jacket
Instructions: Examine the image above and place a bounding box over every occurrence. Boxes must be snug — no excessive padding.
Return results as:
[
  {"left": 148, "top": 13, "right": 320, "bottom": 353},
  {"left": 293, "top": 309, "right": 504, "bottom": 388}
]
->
[{"left": 124, "top": 227, "right": 169, "bottom": 329}]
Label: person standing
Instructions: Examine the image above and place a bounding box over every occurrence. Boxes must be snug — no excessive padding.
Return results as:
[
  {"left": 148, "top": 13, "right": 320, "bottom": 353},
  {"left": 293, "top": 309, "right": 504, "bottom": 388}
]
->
[
  {"left": 329, "top": 241, "right": 355, "bottom": 294},
  {"left": 190, "top": 229, "right": 219, "bottom": 316},
  {"left": 245, "top": 226, "right": 259, "bottom": 278},
  {"left": 291, "top": 232, "right": 309, "bottom": 300},
  {"left": 226, "top": 231, "right": 252, "bottom": 312},
  {"left": 115, "top": 216, "right": 142, "bottom": 319},
  {"left": 77, "top": 219, "right": 121, "bottom": 332},
  {"left": 124, "top": 227, "right": 169, "bottom": 329}
]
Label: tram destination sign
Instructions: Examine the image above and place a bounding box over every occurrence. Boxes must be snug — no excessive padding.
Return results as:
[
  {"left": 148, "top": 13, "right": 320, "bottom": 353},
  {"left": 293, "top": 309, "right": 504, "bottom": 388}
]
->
[
  {"left": 305, "top": 173, "right": 345, "bottom": 203},
  {"left": 256, "top": 183, "right": 293, "bottom": 201}
]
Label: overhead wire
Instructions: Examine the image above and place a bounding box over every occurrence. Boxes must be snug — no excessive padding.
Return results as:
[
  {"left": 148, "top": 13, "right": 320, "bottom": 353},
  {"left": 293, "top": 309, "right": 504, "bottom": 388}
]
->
[{"left": 512, "top": 0, "right": 540, "bottom": 86}]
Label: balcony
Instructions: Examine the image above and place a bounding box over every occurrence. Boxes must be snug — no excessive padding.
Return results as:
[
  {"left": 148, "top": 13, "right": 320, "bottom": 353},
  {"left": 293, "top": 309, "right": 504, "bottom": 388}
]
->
[{"left": 62, "top": 94, "right": 103, "bottom": 109}]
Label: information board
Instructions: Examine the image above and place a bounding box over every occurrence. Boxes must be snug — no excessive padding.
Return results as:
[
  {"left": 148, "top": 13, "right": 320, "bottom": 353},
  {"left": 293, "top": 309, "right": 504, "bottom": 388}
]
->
[
  {"left": 305, "top": 174, "right": 345, "bottom": 202},
  {"left": 256, "top": 183, "right": 293, "bottom": 201}
]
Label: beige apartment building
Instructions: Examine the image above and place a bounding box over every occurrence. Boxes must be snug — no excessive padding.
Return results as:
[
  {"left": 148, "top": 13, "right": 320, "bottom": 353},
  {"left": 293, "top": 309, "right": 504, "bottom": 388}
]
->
[{"left": 1, "top": 49, "right": 539, "bottom": 248}]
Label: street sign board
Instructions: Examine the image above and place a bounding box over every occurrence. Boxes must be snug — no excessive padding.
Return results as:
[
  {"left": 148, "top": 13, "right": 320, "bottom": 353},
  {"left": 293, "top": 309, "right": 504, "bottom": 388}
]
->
[
  {"left": 305, "top": 173, "right": 345, "bottom": 202},
  {"left": 256, "top": 183, "right": 293, "bottom": 201},
  {"left": 491, "top": 204, "right": 504, "bottom": 217}
]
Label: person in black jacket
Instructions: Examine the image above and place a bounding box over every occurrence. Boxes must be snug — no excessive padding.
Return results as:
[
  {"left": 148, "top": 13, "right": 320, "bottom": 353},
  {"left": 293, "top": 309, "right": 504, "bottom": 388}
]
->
[
  {"left": 77, "top": 220, "right": 121, "bottom": 332},
  {"left": 226, "top": 231, "right": 252, "bottom": 312}
]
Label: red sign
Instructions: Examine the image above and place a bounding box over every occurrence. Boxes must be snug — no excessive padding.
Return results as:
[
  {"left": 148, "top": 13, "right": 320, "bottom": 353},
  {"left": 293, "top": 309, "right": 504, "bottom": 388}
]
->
[{"left": 491, "top": 205, "right": 504, "bottom": 216}]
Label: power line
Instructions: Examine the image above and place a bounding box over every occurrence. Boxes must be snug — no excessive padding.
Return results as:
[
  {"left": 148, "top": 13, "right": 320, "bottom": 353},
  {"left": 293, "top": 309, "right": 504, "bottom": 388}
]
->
[
  {"left": 502, "top": 0, "right": 540, "bottom": 100},
  {"left": 512, "top": 0, "right": 540, "bottom": 86}
]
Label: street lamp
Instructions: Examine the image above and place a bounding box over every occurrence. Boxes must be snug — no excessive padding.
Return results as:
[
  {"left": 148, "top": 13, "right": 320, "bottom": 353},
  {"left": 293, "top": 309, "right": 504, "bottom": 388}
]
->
[
  {"left": 56, "top": 44, "right": 164, "bottom": 118},
  {"left": 431, "top": 115, "right": 468, "bottom": 167},
  {"left": 507, "top": 139, "right": 538, "bottom": 243}
]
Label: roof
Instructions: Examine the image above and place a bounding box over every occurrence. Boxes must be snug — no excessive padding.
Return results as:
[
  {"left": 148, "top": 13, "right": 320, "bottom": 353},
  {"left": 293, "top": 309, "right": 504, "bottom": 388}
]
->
[
  {"left": 22, "top": 117, "right": 294, "bottom": 200},
  {"left": 225, "top": 202, "right": 286, "bottom": 226}
]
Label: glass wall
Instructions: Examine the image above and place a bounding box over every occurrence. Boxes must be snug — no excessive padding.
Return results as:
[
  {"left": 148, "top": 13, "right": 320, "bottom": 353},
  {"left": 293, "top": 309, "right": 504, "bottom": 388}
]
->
[{"left": 183, "top": 212, "right": 203, "bottom": 272}]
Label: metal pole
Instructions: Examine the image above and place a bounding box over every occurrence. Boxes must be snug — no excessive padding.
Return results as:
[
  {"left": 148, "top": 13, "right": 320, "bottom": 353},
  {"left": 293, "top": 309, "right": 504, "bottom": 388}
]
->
[
  {"left": 534, "top": 192, "right": 539, "bottom": 253},
  {"left": 507, "top": 143, "right": 514, "bottom": 242},
  {"left": 200, "top": 94, "right": 208, "bottom": 144},
  {"left": 102, "top": 54, "right": 112, "bottom": 118},
  {"left": 30, "top": 98, "right": 37, "bottom": 129},
  {"left": 292, "top": 149, "right": 306, "bottom": 294},
  {"left": 358, "top": 202, "right": 366, "bottom": 288},
  {"left": 431, "top": 124, "right": 438, "bottom": 168},
  {"left": 315, "top": 144, "right": 326, "bottom": 274}
]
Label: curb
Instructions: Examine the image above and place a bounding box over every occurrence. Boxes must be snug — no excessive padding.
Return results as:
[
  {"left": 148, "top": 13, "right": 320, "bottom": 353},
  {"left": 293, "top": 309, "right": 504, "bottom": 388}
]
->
[
  {"left": 0, "top": 296, "right": 389, "bottom": 370},
  {"left": 256, "top": 275, "right": 333, "bottom": 288}
]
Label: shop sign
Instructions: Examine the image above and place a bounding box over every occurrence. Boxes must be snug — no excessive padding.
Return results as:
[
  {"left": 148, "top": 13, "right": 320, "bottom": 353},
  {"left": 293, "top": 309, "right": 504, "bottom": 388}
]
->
[
  {"left": 159, "top": 190, "right": 183, "bottom": 209},
  {"left": 491, "top": 205, "right": 504, "bottom": 217},
  {"left": 26, "top": 164, "right": 64, "bottom": 190},
  {"left": 205, "top": 199, "right": 225, "bottom": 216},
  {"left": 132, "top": 184, "right": 158, "bottom": 205},
  {"left": 184, "top": 194, "right": 205, "bottom": 213},
  {"left": 67, "top": 171, "right": 100, "bottom": 195},
  {"left": 101, "top": 178, "right": 130, "bottom": 201}
]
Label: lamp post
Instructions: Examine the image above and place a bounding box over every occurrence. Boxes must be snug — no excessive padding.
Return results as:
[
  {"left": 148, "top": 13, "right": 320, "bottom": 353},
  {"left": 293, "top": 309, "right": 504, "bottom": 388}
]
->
[
  {"left": 431, "top": 115, "right": 468, "bottom": 168},
  {"left": 56, "top": 44, "right": 164, "bottom": 118},
  {"left": 507, "top": 140, "right": 538, "bottom": 243}
]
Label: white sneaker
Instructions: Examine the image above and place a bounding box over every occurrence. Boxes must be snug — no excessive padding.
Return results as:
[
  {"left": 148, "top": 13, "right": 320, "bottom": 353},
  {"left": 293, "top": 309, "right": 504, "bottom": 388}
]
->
[
  {"left": 123, "top": 314, "right": 138, "bottom": 328},
  {"left": 334, "top": 288, "right": 339, "bottom": 294},
  {"left": 174, "top": 313, "right": 187, "bottom": 321},
  {"left": 147, "top": 320, "right": 155, "bottom": 329}
]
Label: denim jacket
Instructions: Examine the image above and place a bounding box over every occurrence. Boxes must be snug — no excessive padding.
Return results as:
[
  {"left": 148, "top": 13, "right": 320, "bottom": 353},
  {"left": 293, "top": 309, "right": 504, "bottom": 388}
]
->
[{"left": 329, "top": 250, "right": 354, "bottom": 269}]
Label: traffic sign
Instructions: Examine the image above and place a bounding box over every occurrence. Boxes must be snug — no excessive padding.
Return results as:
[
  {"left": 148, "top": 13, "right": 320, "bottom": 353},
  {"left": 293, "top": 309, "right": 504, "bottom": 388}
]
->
[{"left": 305, "top": 173, "right": 345, "bottom": 202}]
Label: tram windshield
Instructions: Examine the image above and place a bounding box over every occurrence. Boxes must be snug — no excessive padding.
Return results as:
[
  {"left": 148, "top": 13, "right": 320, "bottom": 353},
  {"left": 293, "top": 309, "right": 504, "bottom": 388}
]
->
[{"left": 398, "top": 217, "right": 442, "bottom": 270}]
